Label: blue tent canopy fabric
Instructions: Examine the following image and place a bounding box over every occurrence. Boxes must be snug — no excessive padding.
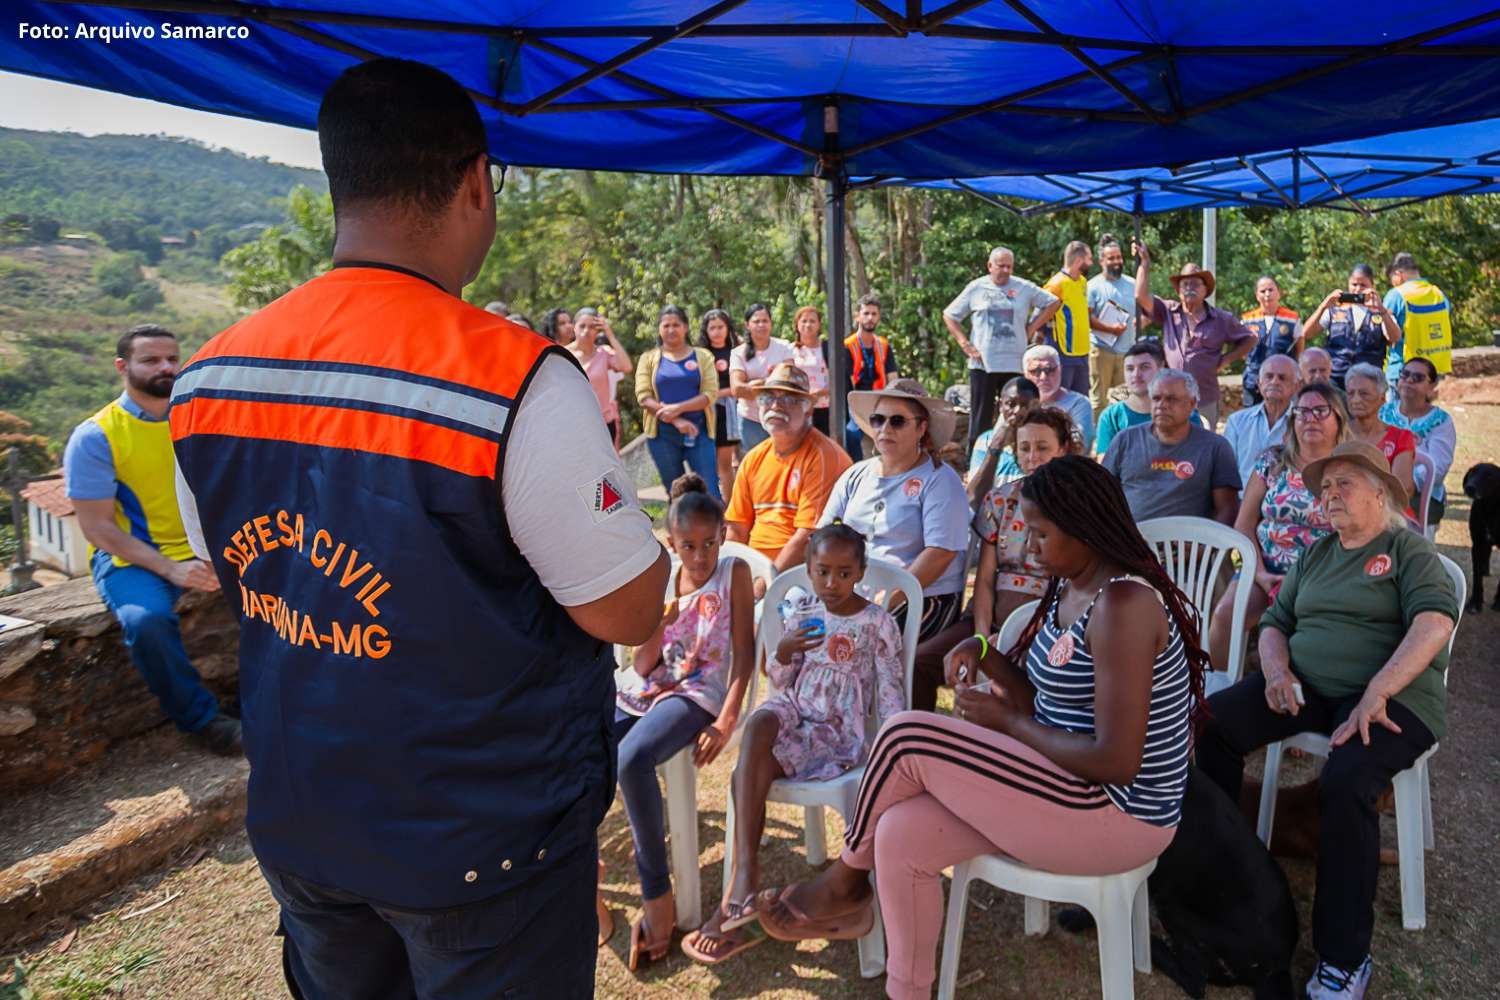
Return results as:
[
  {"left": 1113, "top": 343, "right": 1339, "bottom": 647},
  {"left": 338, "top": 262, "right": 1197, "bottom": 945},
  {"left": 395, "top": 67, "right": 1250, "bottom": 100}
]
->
[
  {"left": 7, "top": 1, "right": 1500, "bottom": 180},
  {"left": 871, "top": 118, "right": 1500, "bottom": 215}
]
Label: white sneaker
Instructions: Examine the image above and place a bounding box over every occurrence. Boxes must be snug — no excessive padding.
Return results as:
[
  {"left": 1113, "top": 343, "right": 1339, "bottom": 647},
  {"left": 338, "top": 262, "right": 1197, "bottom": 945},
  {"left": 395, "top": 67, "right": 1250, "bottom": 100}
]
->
[{"left": 1306, "top": 956, "right": 1373, "bottom": 999}]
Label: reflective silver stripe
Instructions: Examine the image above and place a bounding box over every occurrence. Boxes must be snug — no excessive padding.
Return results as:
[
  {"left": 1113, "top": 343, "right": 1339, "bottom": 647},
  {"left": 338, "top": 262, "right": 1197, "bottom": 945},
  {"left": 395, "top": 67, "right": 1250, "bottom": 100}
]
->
[
  {"left": 172, "top": 362, "right": 509, "bottom": 436},
  {"left": 752, "top": 502, "right": 797, "bottom": 511}
]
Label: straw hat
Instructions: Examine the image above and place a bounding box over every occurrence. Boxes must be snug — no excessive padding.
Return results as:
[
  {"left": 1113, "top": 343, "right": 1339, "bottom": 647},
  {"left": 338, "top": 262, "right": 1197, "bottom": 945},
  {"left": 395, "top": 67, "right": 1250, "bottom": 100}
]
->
[
  {"left": 848, "top": 378, "right": 957, "bottom": 449},
  {"left": 1168, "top": 262, "right": 1216, "bottom": 297},
  {"left": 749, "top": 361, "right": 816, "bottom": 397},
  {"left": 1302, "top": 440, "right": 1406, "bottom": 506}
]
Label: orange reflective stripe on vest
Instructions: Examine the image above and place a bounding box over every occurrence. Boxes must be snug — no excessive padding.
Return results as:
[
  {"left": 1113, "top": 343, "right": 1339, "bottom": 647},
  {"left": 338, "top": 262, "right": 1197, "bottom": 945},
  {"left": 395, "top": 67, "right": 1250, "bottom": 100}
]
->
[
  {"left": 170, "top": 267, "right": 547, "bottom": 479},
  {"left": 845, "top": 334, "right": 889, "bottom": 389}
]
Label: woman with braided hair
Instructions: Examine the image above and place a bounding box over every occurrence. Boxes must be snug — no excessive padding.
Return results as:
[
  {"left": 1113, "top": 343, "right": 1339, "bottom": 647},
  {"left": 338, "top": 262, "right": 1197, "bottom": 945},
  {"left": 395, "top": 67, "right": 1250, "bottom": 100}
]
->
[{"left": 755, "top": 456, "right": 1211, "bottom": 999}]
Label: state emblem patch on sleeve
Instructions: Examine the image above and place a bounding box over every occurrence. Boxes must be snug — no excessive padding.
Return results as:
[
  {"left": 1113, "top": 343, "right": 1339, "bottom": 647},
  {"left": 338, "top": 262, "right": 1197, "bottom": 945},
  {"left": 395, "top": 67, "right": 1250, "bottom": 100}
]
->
[{"left": 578, "top": 471, "right": 631, "bottom": 522}]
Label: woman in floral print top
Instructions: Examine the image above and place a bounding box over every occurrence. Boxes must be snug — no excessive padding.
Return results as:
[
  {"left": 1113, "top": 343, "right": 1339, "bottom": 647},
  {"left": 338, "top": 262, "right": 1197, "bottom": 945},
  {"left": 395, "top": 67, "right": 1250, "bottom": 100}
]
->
[{"left": 1208, "top": 383, "right": 1346, "bottom": 670}]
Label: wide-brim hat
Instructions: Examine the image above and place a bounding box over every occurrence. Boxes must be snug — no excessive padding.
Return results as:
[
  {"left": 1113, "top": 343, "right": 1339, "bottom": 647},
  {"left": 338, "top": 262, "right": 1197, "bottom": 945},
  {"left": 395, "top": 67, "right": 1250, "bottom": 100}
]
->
[
  {"left": 1168, "top": 263, "right": 1216, "bottom": 297},
  {"left": 848, "top": 378, "right": 958, "bottom": 449},
  {"left": 1302, "top": 440, "right": 1407, "bottom": 507},
  {"left": 749, "top": 360, "right": 816, "bottom": 397}
]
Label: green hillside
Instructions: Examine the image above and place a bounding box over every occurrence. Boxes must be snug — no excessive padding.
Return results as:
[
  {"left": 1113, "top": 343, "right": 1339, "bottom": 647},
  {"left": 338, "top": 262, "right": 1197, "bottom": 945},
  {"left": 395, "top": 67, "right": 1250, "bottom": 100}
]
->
[{"left": 0, "top": 127, "right": 324, "bottom": 238}]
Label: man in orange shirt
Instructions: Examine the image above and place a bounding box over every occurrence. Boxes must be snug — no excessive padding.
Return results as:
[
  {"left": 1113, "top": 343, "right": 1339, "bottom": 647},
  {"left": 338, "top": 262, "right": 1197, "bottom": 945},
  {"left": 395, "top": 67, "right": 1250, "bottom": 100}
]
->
[{"left": 726, "top": 362, "right": 851, "bottom": 593}]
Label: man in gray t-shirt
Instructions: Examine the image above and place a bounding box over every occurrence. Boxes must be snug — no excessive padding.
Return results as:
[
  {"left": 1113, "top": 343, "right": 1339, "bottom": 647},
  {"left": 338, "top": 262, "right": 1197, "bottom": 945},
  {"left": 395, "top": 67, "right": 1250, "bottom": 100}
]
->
[
  {"left": 1086, "top": 234, "right": 1137, "bottom": 419},
  {"left": 1100, "top": 370, "right": 1240, "bottom": 524},
  {"left": 944, "top": 246, "right": 1059, "bottom": 447}
]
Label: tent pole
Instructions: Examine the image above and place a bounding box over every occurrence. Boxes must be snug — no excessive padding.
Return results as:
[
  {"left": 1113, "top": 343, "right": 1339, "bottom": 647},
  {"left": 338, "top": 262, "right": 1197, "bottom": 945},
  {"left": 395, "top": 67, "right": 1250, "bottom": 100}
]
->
[
  {"left": 825, "top": 172, "right": 849, "bottom": 448},
  {"left": 1201, "top": 207, "right": 1217, "bottom": 305},
  {"left": 824, "top": 102, "right": 849, "bottom": 451}
]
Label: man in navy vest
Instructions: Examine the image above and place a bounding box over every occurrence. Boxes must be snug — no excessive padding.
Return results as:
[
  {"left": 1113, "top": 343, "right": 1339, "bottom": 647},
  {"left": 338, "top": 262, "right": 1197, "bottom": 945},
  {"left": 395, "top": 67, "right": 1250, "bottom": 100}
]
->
[{"left": 171, "top": 59, "right": 668, "bottom": 999}]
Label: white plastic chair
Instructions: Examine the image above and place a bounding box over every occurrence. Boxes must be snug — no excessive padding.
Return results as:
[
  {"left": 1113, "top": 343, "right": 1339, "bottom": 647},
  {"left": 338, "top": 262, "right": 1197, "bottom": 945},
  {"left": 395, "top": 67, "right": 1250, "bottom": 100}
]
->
[
  {"left": 936, "top": 595, "right": 1155, "bottom": 999},
  {"left": 1139, "top": 516, "right": 1258, "bottom": 695},
  {"left": 996, "top": 600, "right": 1040, "bottom": 655},
  {"left": 612, "top": 545, "right": 776, "bottom": 931},
  {"left": 1254, "top": 553, "right": 1465, "bottom": 931},
  {"left": 1412, "top": 450, "right": 1435, "bottom": 538},
  {"left": 722, "top": 557, "right": 923, "bottom": 978},
  {"left": 937, "top": 855, "right": 1155, "bottom": 1000}
]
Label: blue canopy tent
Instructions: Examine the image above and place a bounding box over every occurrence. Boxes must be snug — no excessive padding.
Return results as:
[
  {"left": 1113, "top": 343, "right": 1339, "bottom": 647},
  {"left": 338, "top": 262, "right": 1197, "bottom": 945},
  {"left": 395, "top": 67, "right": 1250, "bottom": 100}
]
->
[
  {"left": 868, "top": 117, "right": 1500, "bottom": 217},
  {"left": 8, "top": 0, "right": 1500, "bottom": 438}
]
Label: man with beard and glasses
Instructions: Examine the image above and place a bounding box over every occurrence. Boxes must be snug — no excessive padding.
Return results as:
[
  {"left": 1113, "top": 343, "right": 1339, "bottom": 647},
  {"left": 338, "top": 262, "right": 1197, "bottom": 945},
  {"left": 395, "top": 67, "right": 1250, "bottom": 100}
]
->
[
  {"left": 1086, "top": 233, "right": 1137, "bottom": 418},
  {"left": 726, "top": 362, "right": 851, "bottom": 595},
  {"left": 62, "top": 325, "right": 241, "bottom": 755}
]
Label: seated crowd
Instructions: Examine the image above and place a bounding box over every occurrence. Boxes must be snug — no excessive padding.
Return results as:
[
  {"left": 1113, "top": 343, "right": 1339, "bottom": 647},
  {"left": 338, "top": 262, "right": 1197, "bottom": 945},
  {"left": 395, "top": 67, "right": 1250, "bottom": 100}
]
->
[{"left": 601, "top": 240, "right": 1462, "bottom": 1000}]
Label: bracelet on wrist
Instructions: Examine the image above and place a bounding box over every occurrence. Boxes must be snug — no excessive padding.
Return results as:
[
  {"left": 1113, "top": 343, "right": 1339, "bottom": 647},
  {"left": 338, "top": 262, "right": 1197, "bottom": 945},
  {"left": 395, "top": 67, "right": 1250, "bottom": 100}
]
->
[{"left": 974, "top": 632, "right": 989, "bottom": 660}]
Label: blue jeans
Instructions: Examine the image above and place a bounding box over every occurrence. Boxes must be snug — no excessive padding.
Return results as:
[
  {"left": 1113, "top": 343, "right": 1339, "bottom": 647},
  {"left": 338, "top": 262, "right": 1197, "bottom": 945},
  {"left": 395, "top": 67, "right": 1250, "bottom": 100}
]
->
[
  {"left": 647, "top": 421, "right": 720, "bottom": 500},
  {"left": 91, "top": 549, "right": 218, "bottom": 733},
  {"left": 739, "top": 417, "right": 769, "bottom": 453},
  {"left": 611, "top": 698, "right": 714, "bottom": 900},
  {"left": 263, "top": 846, "right": 596, "bottom": 1000}
]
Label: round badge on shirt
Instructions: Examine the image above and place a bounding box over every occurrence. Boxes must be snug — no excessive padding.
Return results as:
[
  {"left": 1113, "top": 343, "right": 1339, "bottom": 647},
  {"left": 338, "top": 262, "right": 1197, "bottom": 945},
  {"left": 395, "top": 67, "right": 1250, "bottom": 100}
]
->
[
  {"left": 789, "top": 470, "right": 802, "bottom": 490},
  {"left": 903, "top": 477, "right": 923, "bottom": 499},
  {"left": 698, "top": 592, "right": 722, "bottom": 618},
  {"left": 685, "top": 358, "right": 698, "bottom": 372},
  {"left": 716, "top": 359, "right": 729, "bottom": 372},
  {"left": 1174, "top": 461, "right": 1195, "bottom": 480},
  {"left": 1048, "top": 633, "right": 1075, "bottom": 666},
  {"left": 827, "top": 634, "right": 855, "bottom": 663},
  {"left": 1365, "top": 554, "right": 1393, "bottom": 577}
]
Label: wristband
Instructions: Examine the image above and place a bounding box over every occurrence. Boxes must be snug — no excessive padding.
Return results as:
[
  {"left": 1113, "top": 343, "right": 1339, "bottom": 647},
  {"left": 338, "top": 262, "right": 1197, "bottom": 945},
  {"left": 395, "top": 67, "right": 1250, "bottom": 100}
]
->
[{"left": 973, "top": 632, "right": 989, "bottom": 660}]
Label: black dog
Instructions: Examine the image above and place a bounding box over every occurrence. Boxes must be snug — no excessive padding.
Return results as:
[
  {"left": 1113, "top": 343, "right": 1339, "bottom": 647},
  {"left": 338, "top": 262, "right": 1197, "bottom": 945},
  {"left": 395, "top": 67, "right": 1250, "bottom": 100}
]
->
[
  {"left": 1463, "top": 462, "right": 1500, "bottom": 612},
  {"left": 1060, "top": 767, "right": 1297, "bottom": 999}
]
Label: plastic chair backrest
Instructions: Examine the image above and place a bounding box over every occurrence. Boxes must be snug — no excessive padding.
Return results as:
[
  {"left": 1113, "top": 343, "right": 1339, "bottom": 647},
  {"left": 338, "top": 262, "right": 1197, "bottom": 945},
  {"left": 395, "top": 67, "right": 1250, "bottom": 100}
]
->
[
  {"left": 1412, "top": 450, "right": 1435, "bottom": 536},
  {"left": 721, "top": 540, "right": 775, "bottom": 588},
  {"left": 1437, "top": 552, "right": 1466, "bottom": 668},
  {"left": 996, "top": 600, "right": 1041, "bottom": 659},
  {"left": 1138, "top": 515, "right": 1258, "bottom": 684},
  {"left": 750, "top": 557, "right": 923, "bottom": 727}
]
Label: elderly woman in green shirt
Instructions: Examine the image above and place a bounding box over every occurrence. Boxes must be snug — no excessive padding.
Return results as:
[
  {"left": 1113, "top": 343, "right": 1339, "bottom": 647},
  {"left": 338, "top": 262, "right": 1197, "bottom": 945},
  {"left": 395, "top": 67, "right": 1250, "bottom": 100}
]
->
[{"left": 1196, "top": 440, "right": 1456, "bottom": 1000}]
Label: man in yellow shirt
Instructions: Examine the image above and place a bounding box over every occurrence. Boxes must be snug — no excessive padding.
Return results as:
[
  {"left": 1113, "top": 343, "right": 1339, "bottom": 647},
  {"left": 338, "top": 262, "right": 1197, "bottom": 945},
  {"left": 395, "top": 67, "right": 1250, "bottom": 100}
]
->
[
  {"left": 1043, "top": 240, "right": 1125, "bottom": 395},
  {"left": 62, "top": 325, "right": 240, "bottom": 755},
  {"left": 726, "top": 363, "right": 851, "bottom": 592}
]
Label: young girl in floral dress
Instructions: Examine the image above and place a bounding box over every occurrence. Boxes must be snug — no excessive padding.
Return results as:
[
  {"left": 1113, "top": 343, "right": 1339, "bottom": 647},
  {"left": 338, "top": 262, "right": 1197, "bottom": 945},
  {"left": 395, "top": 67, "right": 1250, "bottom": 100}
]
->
[
  {"left": 683, "top": 523, "right": 904, "bottom": 964},
  {"left": 610, "top": 473, "right": 755, "bottom": 971}
]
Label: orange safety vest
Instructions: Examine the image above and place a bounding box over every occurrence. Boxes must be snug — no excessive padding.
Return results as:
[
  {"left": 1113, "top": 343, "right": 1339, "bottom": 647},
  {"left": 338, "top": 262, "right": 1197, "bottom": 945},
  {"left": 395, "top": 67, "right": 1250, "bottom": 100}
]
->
[
  {"left": 169, "top": 262, "right": 611, "bottom": 909},
  {"left": 844, "top": 333, "right": 891, "bottom": 389}
]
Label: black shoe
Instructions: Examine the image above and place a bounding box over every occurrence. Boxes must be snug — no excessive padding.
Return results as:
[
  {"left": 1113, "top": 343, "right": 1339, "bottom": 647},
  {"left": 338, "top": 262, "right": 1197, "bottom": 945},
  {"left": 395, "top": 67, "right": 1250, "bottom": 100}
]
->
[{"left": 191, "top": 714, "right": 243, "bottom": 757}]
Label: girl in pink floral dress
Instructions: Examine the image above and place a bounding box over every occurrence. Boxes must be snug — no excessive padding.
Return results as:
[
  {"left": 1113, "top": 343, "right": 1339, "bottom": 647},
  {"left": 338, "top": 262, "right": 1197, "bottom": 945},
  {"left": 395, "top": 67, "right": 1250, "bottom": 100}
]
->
[{"left": 684, "top": 523, "right": 903, "bottom": 965}]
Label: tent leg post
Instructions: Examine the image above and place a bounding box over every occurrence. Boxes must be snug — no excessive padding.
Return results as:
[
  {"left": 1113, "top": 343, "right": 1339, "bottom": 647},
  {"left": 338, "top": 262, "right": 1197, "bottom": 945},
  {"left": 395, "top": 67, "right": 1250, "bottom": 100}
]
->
[
  {"left": 1201, "top": 207, "right": 1217, "bottom": 305},
  {"left": 825, "top": 172, "right": 849, "bottom": 447}
]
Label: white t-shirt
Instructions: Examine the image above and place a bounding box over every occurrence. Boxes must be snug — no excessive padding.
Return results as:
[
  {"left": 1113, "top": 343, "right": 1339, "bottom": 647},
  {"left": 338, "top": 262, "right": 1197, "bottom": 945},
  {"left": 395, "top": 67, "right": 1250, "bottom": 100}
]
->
[
  {"left": 729, "top": 338, "right": 796, "bottom": 423},
  {"left": 178, "top": 354, "right": 660, "bottom": 608}
]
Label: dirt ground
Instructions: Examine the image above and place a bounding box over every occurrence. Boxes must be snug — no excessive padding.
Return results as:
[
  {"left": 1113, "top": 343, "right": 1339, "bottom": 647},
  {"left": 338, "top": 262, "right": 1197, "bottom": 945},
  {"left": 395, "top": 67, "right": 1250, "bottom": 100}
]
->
[{"left": 4, "top": 394, "right": 1497, "bottom": 1000}]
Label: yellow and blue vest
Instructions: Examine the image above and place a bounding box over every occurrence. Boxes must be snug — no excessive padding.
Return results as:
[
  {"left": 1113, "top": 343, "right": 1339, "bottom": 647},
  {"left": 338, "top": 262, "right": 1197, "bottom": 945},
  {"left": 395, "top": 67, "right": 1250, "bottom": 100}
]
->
[
  {"left": 1393, "top": 279, "right": 1453, "bottom": 374},
  {"left": 88, "top": 397, "right": 194, "bottom": 568}
]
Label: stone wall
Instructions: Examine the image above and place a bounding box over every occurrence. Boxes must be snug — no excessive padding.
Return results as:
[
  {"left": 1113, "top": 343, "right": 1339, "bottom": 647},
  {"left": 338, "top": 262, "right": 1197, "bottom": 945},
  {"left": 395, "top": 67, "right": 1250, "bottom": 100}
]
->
[{"left": 0, "top": 579, "right": 239, "bottom": 797}]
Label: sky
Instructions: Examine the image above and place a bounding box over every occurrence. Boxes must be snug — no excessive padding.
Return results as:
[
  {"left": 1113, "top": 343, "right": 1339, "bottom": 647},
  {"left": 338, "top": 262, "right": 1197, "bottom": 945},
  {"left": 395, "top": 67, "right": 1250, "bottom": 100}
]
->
[{"left": 0, "top": 71, "right": 324, "bottom": 171}]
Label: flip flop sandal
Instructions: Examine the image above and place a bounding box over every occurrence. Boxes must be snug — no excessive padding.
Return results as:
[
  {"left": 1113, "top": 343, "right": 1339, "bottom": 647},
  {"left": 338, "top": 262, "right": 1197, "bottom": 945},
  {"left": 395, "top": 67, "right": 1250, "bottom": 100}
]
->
[
  {"left": 719, "top": 894, "right": 761, "bottom": 933},
  {"left": 627, "top": 916, "right": 673, "bottom": 972},
  {"left": 681, "top": 925, "right": 765, "bottom": 965},
  {"left": 597, "top": 906, "right": 615, "bottom": 948},
  {"left": 756, "top": 885, "right": 875, "bottom": 942}
]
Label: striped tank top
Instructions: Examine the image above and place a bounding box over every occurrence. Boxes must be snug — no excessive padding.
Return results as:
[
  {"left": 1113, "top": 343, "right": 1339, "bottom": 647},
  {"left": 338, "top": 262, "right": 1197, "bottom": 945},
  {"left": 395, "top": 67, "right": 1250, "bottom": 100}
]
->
[{"left": 1026, "top": 576, "right": 1192, "bottom": 827}]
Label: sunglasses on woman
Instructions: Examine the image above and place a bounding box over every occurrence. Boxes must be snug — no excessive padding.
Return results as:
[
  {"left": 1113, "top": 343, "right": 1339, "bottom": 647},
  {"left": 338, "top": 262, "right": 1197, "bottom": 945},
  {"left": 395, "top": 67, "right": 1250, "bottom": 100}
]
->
[
  {"left": 1292, "top": 404, "right": 1333, "bottom": 421},
  {"left": 868, "top": 413, "right": 914, "bottom": 430},
  {"left": 1398, "top": 370, "right": 1430, "bottom": 383}
]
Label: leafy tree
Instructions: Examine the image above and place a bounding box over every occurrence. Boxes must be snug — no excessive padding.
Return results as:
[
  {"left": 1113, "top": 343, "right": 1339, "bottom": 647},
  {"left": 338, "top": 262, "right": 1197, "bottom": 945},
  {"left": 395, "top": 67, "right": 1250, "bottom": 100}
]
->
[{"left": 221, "top": 185, "right": 334, "bottom": 307}]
